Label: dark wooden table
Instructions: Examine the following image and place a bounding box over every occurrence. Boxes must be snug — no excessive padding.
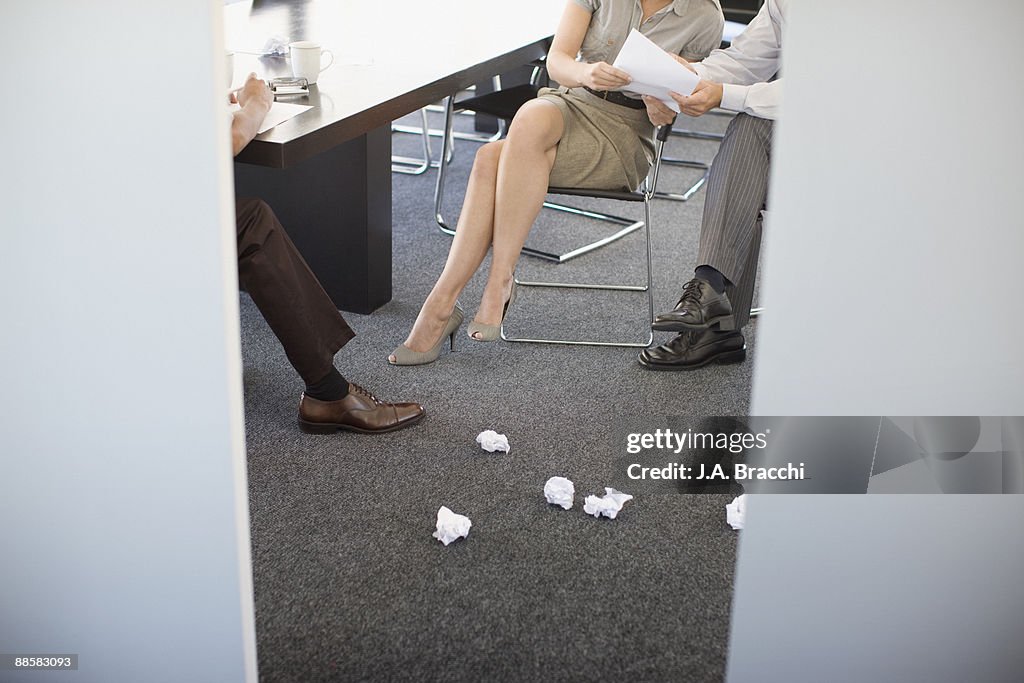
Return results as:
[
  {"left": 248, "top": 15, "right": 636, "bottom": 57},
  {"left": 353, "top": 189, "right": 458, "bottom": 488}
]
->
[{"left": 225, "top": 0, "right": 558, "bottom": 313}]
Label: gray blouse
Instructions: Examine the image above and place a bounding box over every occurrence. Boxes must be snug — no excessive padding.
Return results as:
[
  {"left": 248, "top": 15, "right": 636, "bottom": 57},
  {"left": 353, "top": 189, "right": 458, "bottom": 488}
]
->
[{"left": 572, "top": 0, "right": 724, "bottom": 63}]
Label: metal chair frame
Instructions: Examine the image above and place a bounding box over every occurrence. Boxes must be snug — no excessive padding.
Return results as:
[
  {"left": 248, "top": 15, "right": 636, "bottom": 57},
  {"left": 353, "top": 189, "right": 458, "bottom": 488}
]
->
[
  {"left": 749, "top": 208, "right": 767, "bottom": 319},
  {"left": 391, "top": 79, "right": 507, "bottom": 176},
  {"left": 391, "top": 107, "right": 435, "bottom": 175},
  {"left": 498, "top": 126, "right": 671, "bottom": 348},
  {"left": 392, "top": 95, "right": 507, "bottom": 145}
]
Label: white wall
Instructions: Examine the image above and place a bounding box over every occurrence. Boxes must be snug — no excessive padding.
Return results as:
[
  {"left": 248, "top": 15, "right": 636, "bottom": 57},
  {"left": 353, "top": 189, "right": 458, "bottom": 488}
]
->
[
  {"left": 728, "top": 496, "right": 1024, "bottom": 683},
  {"left": 751, "top": 1, "right": 1024, "bottom": 416},
  {"left": 730, "top": 1, "right": 1024, "bottom": 681},
  {"left": 0, "top": 2, "right": 256, "bottom": 682}
]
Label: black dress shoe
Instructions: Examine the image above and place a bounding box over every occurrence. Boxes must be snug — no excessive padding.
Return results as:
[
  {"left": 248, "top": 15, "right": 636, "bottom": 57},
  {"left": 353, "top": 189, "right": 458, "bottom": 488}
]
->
[
  {"left": 652, "top": 278, "right": 735, "bottom": 331},
  {"left": 637, "top": 328, "right": 746, "bottom": 371},
  {"left": 298, "top": 383, "right": 425, "bottom": 434}
]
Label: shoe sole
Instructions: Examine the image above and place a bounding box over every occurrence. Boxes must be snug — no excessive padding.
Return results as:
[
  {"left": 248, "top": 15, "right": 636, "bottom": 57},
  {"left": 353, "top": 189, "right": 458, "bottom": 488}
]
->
[
  {"left": 651, "top": 313, "right": 736, "bottom": 332},
  {"left": 298, "top": 410, "right": 425, "bottom": 434},
  {"left": 637, "top": 347, "right": 747, "bottom": 371}
]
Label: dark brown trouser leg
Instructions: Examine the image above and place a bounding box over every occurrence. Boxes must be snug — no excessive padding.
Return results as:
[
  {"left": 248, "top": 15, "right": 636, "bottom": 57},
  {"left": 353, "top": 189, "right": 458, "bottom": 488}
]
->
[{"left": 236, "top": 198, "right": 355, "bottom": 384}]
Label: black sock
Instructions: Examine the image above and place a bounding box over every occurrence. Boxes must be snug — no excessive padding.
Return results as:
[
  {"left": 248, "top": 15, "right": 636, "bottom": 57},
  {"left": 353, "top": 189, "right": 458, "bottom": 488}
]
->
[
  {"left": 304, "top": 367, "right": 349, "bottom": 401},
  {"left": 695, "top": 265, "right": 727, "bottom": 294}
]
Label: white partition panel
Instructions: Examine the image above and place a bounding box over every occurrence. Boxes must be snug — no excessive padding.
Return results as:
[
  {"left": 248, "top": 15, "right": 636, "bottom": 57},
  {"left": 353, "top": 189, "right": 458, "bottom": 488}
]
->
[
  {"left": 0, "top": 2, "right": 256, "bottom": 682},
  {"left": 730, "top": 1, "right": 1024, "bottom": 682},
  {"left": 750, "top": 1, "right": 1024, "bottom": 416}
]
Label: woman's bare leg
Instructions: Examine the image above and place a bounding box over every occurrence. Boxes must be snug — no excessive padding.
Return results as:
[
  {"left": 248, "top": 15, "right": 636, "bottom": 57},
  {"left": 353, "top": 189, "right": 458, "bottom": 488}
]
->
[
  {"left": 390, "top": 141, "right": 505, "bottom": 359},
  {"left": 472, "top": 100, "right": 564, "bottom": 332}
]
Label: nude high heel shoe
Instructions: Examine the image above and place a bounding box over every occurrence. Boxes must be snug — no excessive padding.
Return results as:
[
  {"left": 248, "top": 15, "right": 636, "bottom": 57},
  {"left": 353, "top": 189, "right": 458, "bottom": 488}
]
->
[
  {"left": 467, "top": 279, "right": 516, "bottom": 342},
  {"left": 389, "top": 303, "right": 464, "bottom": 366}
]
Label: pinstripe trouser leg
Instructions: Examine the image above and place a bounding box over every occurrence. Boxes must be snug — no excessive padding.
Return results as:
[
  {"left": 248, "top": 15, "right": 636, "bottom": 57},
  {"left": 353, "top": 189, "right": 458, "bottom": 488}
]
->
[{"left": 696, "top": 113, "right": 774, "bottom": 330}]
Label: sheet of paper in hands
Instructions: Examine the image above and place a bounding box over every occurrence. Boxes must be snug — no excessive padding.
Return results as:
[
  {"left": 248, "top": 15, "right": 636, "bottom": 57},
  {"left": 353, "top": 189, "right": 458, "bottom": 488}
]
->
[
  {"left": 432, "top": 506, "right": 472, "bottom": 546},
  {"left": 611, "top": 29, "right": 700, "bottom": 113},
  {"left": 583, "top": 488, "right": 633, "bottom": 519}
]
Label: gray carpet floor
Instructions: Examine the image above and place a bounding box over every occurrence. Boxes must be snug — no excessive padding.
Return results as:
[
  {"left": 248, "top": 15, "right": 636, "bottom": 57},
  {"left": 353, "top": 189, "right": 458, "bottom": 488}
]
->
[{"left": 241, "top": 107, "right": 757, "bottom": 682}]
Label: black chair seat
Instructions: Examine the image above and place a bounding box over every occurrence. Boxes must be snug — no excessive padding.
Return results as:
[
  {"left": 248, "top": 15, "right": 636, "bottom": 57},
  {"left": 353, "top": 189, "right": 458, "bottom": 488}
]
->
[
  {"left": 454, "top": 84, "right": 541, "bottom": 121},
  {"left": 547, "top": 186, "right": 644, "bottom": 202}
]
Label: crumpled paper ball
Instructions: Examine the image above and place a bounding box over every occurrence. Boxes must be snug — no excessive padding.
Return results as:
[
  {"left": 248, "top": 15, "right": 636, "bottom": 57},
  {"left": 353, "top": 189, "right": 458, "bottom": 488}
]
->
[
  {"left": 476, "top": 429, "right": 510, "bottom": 453},
  {"left": 260, "top": 35, "right": 291, "bottom": 57},
  {"left": 582, "top": 488, "right": 633, "bottom": 519},
  {"left": 544, "top": 476, "right": 575, "bottom": 510},
  {"left": 725, "top": 494, "right": 746, "bottom": 530},
  {"left": 432, "top": 506, "right": 472, "bottom": 546}
]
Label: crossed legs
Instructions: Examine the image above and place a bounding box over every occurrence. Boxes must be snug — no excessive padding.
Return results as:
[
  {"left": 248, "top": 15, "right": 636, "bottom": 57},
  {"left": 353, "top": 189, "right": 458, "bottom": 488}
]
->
[{"left": 390, "top": 99, "right": 564, "bottom": 360}]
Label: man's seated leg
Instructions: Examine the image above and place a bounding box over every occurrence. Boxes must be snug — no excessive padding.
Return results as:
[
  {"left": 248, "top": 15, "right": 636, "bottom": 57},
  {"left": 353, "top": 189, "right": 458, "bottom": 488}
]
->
[
  {"left": 236, "top": 197, "right": 423, "bottom": 432},
  {"left": 640, "top": 114, "right": 773, "bottom": 371}
]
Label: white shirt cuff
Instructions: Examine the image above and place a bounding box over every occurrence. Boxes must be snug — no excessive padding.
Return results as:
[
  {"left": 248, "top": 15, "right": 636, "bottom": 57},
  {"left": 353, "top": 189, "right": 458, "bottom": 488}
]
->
[{"left": 720, "top": 83, "right": 747, "bottom": 112}]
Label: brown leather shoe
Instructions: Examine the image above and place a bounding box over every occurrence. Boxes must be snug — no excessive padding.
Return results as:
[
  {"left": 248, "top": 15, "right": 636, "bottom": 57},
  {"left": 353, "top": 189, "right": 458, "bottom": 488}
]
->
[{"left": 298, "top": 383, "right": 424, "bottom": 434}]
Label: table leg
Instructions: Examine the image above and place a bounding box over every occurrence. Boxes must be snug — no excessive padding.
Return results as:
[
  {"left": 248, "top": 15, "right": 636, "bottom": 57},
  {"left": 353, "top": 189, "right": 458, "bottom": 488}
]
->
[{"left": 233, "top": 126, "right": 392, "bottom": 314}]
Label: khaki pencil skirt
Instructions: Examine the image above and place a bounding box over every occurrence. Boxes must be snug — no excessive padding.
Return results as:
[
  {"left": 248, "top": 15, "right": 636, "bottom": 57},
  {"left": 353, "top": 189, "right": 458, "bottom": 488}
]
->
[{"left": 537, "top": 86, "right": 656, "bottom": 192}]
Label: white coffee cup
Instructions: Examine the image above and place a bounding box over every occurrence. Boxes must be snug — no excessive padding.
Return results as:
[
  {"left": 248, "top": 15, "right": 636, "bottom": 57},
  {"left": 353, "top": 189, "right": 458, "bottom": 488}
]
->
[{"left": 289, "top": 41, "right": 334, "bottom": 84}]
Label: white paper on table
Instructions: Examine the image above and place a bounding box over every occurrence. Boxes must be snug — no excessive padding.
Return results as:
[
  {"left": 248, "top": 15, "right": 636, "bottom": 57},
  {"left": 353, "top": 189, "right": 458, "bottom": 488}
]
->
[
  {"left": 229, "top": 101, "right": 312, "bottom": 134},
  {"left": 583, "top": 487, "right": 633, "bottom": 519},
  {"left": 543, "top": 476, "right": 575, "bottom": 510},
  {"left": 726, "top": 494, "right": 746, "bottom": 530},
  {"left": 476, "top": 429, "right": 510, "bottom": 453},
  {"left": 611, "top": 29, "right": 700, "bottom": 112},
  {"left": 432, "top": 506, "right": 472, "bottom": 546}
]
